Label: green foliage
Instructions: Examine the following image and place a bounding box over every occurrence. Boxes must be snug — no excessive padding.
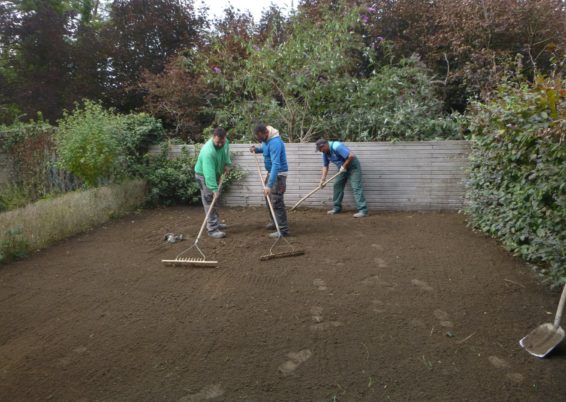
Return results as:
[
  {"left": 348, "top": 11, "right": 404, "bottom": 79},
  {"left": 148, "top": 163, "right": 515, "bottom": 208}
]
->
[
  {"left": 464, "top": 76, "right": 566, "bottom": 286},
  {"left": 0, "top": 118, "right": 59, "bottom": 201},
  {"left": 0, "top": 227, "right": 29, "bottom": 264},
  {"left": 117, "top": 112, "right": 165, "bottom": 176},
  {"left": 144, "top": 142, "right": 246, "bottom": 206},
  {"left": 56, "top": 101, "right": 165, "bottom": 187},
  {"left": 0, "top": 184, "right": 31, "bottom": 212},
  {"left": 0, "top": 117, "right": 54, "bottom": 152},
  {"left": 144, "top": 144, "right": 201, "bottom": 206},
  {"left": 56, "top": 101, "right": 123, "bottom": 186},
  {"left": 202, "top": 6, "right": 457, "bottom": 142}
]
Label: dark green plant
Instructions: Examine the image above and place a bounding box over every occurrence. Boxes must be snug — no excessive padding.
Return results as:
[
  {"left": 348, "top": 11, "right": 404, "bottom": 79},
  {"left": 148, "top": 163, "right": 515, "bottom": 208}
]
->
[
  {"left": 144, "top": 144, "right": 201, "bottom": 206},
  {"left": 117, "top": 112, "right": 166, "bottom": 176},
  {"left": 201, "top": 6, "right": 458, "bottom": 142},
  {"left": 0, "top": 227, "right": 29, "bottom": 264},
  {"left": 0, "top": 184, "right": 31, "bottom": 212},
  {"left": 464, "top": 75, "right": 566, "bottom": 286},
  {"left": 144, "top": 142, "right": 246, "bottom": 206}
]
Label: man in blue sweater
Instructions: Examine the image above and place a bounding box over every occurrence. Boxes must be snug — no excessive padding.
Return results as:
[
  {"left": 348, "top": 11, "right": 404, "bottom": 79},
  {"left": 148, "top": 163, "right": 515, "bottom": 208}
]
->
[
  {"left": 315, "top": 138, "right": 368, "bottom": 218},
  {"left": 250, "top": 124, "right": 289, "bottom": 237}
]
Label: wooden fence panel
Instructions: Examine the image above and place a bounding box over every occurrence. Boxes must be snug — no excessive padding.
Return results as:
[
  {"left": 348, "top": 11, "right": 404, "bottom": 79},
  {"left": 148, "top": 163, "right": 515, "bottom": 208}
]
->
[{"left": 149, "top": 141, "right": 470, "bottom": 211}]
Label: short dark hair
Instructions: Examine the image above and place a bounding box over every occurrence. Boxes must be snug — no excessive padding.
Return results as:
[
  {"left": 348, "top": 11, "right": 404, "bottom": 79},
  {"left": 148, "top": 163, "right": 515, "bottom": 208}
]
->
[
  {"left": 315, "top": 138, "right": 328, "bottom": 150},
  {"left": 254, "top": 124, "right": 268, "bottom": 135},
  {"left": 213, "top": 127, "right": 226, "bottom": 138}
]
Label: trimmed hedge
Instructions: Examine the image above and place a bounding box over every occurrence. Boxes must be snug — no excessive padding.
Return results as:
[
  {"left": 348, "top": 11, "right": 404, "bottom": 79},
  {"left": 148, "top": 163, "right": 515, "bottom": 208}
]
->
[{"left": 464, "top": 76, "right": 565, "bottom": 286}]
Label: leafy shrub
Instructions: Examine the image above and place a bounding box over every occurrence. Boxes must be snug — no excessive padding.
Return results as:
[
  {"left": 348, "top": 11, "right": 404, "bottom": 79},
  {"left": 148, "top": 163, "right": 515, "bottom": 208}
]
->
[
  {"left": 144, "top": 142, "right": 246, "bottom": 206},
  {"left": 117, "top": 113, "right": 165, "bottom": 176},
  {"left": 464, "top": 76, "right": 566, "bottom": 286},
  {"left": 56, "top": 101, "right": 165, "bottom": 187},
  {"left": 0, "top": 227, "right": 29, "bottom": 263},
  {"left": 144, "top": 144, "right": 201, "bottom": 206},
  {"left": 56, "top": 101, "right": 123, "bottom": 187},
  {"left": 0, "top": 184, "right": 31, "bottom": 212}
]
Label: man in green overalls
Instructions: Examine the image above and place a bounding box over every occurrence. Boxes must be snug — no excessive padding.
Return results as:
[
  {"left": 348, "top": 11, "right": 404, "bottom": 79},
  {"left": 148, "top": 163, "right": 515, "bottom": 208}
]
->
[{"left": 315, "top": 138, "right": 368, "bottom": 218}]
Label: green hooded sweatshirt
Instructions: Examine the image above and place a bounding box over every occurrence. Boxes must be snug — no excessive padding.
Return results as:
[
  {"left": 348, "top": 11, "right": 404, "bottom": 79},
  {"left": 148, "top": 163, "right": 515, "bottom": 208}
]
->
[{"left": 194, "top": 138, "right": 232, "bottom": 192}]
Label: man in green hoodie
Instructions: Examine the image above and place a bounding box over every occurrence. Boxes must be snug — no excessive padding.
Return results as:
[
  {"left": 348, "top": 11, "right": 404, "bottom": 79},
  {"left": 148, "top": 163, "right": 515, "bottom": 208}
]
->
[{"left": 194, "top": 127, "right": 232, "bottom": 238}]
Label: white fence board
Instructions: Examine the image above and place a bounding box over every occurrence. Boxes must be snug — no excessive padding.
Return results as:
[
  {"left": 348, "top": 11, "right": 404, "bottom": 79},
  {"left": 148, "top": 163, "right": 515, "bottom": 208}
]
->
[{"left": 149, "top": 141, "right": 470, "bottom": 210}]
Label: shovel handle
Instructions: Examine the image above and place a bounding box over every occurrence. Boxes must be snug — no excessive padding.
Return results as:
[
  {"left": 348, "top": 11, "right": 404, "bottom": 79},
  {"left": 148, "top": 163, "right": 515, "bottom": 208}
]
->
[{"left": 554, "top": 282, "right": 566, "bottom": 328}]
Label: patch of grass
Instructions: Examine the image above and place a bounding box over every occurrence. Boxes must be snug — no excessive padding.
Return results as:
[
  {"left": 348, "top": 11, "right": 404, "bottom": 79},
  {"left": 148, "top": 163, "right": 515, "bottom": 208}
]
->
[{"left": 0, "top": 179, "right": 146, "bottom": 263}]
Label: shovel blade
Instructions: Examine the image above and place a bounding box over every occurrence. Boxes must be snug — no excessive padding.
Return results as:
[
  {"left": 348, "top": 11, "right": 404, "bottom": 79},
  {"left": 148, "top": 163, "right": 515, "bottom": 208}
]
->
[{"left": 519, "top": 323, "right": 565, "bottom": 358}]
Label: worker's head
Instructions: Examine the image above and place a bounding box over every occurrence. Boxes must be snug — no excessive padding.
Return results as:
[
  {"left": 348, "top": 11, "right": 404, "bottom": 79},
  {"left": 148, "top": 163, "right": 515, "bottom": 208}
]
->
[
  {"left": 254, "top": 124, "right": 269, "bottom": 143},
  {"left": 315, "top": 138, "right": 330, "bottom": 154},
  {"left": 212, "top": 127, "right": 227, "bottom": 149}
]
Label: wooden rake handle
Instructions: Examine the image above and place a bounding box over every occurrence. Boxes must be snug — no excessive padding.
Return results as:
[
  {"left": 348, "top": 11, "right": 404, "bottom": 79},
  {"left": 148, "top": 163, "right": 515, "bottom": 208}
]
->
[
  {"left": 195, "top": 176, "right": 224, "bottom": 244},
  {"left": 253, "top": 152, "right": 281, "bottom": 235},
  {"left": 290, "top": 171, "right": 342, "bottom": 211}
]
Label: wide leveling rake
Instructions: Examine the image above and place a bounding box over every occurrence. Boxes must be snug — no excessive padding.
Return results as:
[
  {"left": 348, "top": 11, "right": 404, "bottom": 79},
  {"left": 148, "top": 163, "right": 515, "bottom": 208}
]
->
[
  {"left": 253, "top": 152, "right": 305, "bottom": 261},
  {"left": 161, "top": 180, "right": 223, "bottom": 268}
]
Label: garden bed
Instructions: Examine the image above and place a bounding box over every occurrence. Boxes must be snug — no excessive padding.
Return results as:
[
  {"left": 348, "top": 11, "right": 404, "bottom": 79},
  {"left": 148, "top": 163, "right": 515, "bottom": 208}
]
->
[{"left": 0, "top": 206, "right": 564, "bottom": 400}]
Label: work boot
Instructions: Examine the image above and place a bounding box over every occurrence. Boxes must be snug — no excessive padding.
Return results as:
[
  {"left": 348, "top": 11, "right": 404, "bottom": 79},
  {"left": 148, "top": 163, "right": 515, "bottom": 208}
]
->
[
  {"left": 269, "top": 231, "right": 288, "bottom": 238},
  {"left": 327, "top": 209, "right": 340, "bottom": 215},
  {"left": 353, "top": 211, "right": 368, "bottom": 218},
  {"left": 208, "top": 230, "right": 226, "bottom": 239},
  {"left": 218, "top": 223, "right": 228, "bottom": 230},
  {"left": 265, "top": 222, "right": 276, "bottom": 230}
]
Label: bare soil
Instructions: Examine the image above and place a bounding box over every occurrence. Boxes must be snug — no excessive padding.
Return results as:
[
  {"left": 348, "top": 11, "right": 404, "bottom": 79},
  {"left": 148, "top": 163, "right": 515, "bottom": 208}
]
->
[{"left": 1, "top": 207, "right": 565, "bottom": 401}]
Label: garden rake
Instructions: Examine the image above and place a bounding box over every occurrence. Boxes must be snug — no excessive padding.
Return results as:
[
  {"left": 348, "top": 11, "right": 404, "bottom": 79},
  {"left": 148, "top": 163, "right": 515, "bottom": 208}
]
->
[
  {"left": 253, "top": 152, "right": 304, "bottom": 261},
  {"left": 161, "top": 179, "right": 224, "bottom": 268},
  {"left": 290, "top": 171, "right": 343, "bottom": 211}
]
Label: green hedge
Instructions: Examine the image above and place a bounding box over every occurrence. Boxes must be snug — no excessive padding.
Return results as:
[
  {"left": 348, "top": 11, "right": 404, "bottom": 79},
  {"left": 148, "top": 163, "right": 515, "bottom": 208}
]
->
[{"left": 465, "top": 76, "right": 565, "bottom": 286}]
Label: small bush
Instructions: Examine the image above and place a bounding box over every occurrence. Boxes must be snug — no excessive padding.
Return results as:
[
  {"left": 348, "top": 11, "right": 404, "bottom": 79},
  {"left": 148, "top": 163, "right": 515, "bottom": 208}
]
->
[
  {"left": 56, "top": 101, "right": 123, "bottom": 187},
  {"left": 145, "top": 144, "right": 201, "bottom": 206},
  {"left": 0, "top": 184, "right": 31, "bottom": 212},
  {"left": 144, "top": 143, "right": 246, "bottom": 206},
  {"left": 56, "top": 101, "right": 165, "bottom": 186},
  {"left": 0, "top": 227, "right": 29, "bottom": 263}
]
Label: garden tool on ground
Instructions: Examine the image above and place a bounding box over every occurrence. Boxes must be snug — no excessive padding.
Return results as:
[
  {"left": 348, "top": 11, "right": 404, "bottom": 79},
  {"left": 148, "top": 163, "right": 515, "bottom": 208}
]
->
[
  {"left": 253, "top": 152, "right": 304, "bottom": 261},
  {"left": 161, "top": 178, "right": 224, "bottom": 268},
  {"left": 520, "top": 282, "right": 566, "bottom": 358},
  {"left": 290, "top": 171, "right": 343, "bottom": 211}
]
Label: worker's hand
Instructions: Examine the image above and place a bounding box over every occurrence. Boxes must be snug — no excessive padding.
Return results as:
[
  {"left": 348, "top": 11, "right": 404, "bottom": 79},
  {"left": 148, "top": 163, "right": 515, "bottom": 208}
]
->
[
  {"left": 319, "top": 178, "right": 326, "bottom": 188},
  {"left": 213, "top": 191, "right": 220, "bottom": 199},
  {"left": 263, "top": 186, "right": 271, "bottom": 196},
  {"left": 224, "top": 165, "right": 231, "bottom": 174},
  {"left": 249, "top": 145, "right": 256, "bottom": 154},
  {"left": 339, "top": 165, "right": 347, "bottom": 174}
]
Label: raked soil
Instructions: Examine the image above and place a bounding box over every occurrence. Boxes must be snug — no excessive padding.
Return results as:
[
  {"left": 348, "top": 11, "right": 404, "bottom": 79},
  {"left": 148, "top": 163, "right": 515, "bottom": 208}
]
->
[{"left": 1, "top": 206, "right": 565, "bottom": 401}]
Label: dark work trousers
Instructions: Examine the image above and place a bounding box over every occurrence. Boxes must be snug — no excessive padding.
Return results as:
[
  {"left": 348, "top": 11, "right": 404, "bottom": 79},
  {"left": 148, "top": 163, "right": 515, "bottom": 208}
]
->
[
  {"left": 333, "top": 157, "right": 368, "bottom": 214},
  {"left": 195, "top": 174, "right": 221, "bottom": 234},
  {"left": 267, "top": 175, "right": 289, "bottom": 235}
]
